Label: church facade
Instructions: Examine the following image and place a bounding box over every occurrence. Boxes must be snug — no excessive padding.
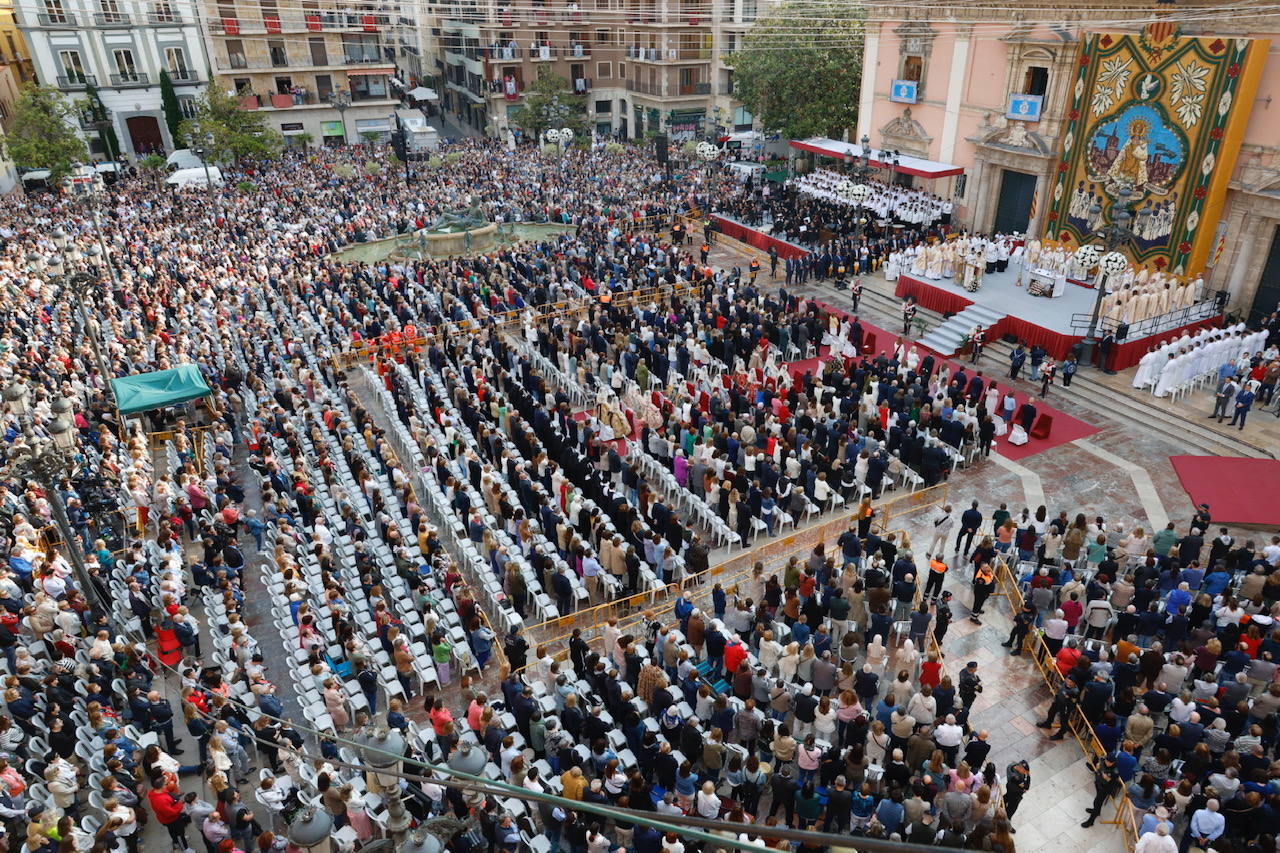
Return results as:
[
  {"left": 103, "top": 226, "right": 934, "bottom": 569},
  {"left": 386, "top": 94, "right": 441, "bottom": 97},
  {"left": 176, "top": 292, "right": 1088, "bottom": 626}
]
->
[{"left": 855, "top": 2, "right": 1280, "bottom": 324}]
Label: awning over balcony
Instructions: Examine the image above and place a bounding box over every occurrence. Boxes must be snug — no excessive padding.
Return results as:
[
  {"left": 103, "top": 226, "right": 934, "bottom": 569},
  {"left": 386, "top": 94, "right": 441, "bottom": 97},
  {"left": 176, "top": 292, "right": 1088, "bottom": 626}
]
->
[{"left": 789, "top": 137, "right": 964, "bottom": 179}]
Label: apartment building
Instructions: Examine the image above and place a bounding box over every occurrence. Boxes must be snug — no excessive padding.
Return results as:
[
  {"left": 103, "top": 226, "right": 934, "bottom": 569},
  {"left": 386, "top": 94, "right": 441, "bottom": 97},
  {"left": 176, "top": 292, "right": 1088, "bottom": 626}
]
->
[
  {"left": 200, "top": 0, "right": 419, "bottom": 145},
  {"left": 0, "top": 1, "right": 37, "bottom": 109},
  {"left": 15, "top": 0, "right": 208, "bottom": 154},
  {"left": 437, "top": 0, "right": 764, "bottom": 140}
]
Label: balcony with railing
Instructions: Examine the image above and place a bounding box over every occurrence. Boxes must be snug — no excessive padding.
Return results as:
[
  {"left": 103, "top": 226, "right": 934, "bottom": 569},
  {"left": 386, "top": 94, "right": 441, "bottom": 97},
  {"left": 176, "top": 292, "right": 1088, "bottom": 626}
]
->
[
  {"left": 57, "top": 73, "right": 96, "bottom": 89},
  {"left": 167, "top": 68, "right": 199, "bottom": 82},
  {"left": 94, "top": 10, "right": 131, "bottom": 25},
  {"left": 215, "top": 54, "right": 394, "bottom": 72},
  {"left": 109, "top": 71, "right": 150, "bottom": 86},
  {"left": 572, "top": 76, "right": 590, "bottom": 93},
  {"left": 566, "top": 42, "right": 590, "bottom": 58},
  {"left": 627, "top": 46, "right": 662, "bottom": 61},
  {"left": 37, "top": 11, "right": 78, "bottom": 26},
  {"left": 485, "top": 44, "right": 521, "bottom": 61},
  {"left": 528, "top": 45, "right": 557, "bottom": 61},
  {"left": 676, "top": 81, "right": 710, "bottom": 95},
  {"left": 149, "top": 10, "right": 182, "bottom": 24},
  {"left": 626, "top": 78, "right": 660, "bottom": 95}
]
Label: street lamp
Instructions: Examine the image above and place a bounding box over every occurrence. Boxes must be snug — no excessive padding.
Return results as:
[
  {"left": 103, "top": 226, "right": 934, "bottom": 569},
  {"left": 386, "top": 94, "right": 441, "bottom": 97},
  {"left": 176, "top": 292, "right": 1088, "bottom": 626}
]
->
[
  {"left": 286, "top": 806, "right": 333, "bottom": 853},
  {"left": 694, "top": 139, "right": 718, "bottom": 180},
  {"left": 2, "top": 382, "right": 110, "bottom": 623},
  {"left": 29, "top": 247, "right": 113, "bottom": 395},
  {"left": 185, "top": 125, "right": 220, "bottom": 216},
  {"left": 1075, "top": 184, "right": 1151, "bottom": 368},
  {"left": 91, "top": 105, "right": 118, "bottom": 163},
  {"left": 353, "top": 726, "right": 411, "bottom": 846},
  {"left": 65, "top": 166, "right": 122, "bottom": 291},
  {"left": 836, "top": 179, "right": 872, "bottom": 240},
  {"left": 544, "top": 127, "right": 572, "bottom": 152},
  {"left": 328, "top": 88, "right": 352, "bottom": 145}
]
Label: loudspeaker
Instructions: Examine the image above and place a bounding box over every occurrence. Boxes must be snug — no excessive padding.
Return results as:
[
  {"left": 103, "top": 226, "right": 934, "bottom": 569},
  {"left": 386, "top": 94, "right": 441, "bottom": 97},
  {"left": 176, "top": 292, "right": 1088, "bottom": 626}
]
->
[
  {"left": 655, "top": 133, "right": 669, "bottom": 164},
  {"left": 1115, "top": 323, "right": 1130, "bottom": 341}
]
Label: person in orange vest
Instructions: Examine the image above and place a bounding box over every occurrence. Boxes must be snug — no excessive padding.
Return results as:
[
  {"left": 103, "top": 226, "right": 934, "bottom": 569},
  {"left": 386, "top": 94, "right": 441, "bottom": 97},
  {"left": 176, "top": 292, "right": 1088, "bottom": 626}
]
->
[
  {"left": 700, "top": 242, "right": 710, "bottom": 264},
  {"left": 749, "top": 257, "right": 761, "bottom": 283},
  {"left": 924, "top": 556, "right": 948, "bottom": 601}
]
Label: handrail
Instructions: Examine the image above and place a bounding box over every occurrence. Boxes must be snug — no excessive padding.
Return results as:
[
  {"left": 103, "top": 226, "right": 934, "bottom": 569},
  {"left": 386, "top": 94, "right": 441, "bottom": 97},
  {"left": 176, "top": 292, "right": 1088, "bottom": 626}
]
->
[
  {"left": 1068, "top": 291, "right": 1225, "bottom": 339},
  {"left": 518, "top": 482, "right": 951, "bottom": 670},
  {"left": 993, "top": 556, "right": 1139, "bottom": 848},
  {"left": 518, "top": 481, "right": 945, "bottom": 643},
  {"left": 517, "top": 510, "right": 875, "bottom": 670}
]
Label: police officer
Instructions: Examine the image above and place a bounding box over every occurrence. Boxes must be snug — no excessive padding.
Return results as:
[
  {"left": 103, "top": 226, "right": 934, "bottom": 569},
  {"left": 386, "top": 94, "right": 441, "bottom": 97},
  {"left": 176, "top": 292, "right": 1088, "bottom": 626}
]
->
[
  {"left": 1080, "top": 754, "right": 1121, "bottom": 828},
  {"left": 1004, "top": 760, "right": 1031, "bottom": 826},
  {"left": 1036, "top": 679, "right": 1080, "bottom": 741},
  {"left": 958, "top": 661, "right": 983, "bottom": 709},
  {"left": 1002, "top": 601, "right": 1037, "bottom": 656}
]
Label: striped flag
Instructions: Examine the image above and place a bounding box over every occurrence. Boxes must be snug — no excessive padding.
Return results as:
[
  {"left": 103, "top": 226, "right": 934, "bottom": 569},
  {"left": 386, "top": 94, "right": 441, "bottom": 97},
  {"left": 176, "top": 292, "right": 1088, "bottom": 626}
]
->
[
  {"left": 1028, "top": 188, "right": 1038, "bottom": 223},
  {"left": 1211, "top": 221, "right": 1228, "bottom": 265}
]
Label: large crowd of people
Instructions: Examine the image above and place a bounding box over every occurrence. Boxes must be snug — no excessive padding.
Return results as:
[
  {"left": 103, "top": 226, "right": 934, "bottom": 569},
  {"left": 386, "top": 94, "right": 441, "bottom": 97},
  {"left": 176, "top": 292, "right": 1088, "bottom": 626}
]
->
[{"left": 0, "top": 134, "right": 1274, "bottom": 853}]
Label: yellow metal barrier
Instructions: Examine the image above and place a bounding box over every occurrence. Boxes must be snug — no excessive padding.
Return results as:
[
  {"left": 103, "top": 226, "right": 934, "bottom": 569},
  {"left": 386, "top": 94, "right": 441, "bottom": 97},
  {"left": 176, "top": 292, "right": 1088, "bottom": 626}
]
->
[{"left": 993, "top": 557, "right": 1139, "bottom": 848}]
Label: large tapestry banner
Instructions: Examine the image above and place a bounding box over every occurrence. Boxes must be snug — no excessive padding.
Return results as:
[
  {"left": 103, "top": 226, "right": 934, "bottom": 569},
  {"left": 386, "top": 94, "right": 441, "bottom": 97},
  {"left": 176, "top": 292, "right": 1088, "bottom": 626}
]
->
[{"left": 1047, "top": 24, "right": 1268, "bottom": 276}]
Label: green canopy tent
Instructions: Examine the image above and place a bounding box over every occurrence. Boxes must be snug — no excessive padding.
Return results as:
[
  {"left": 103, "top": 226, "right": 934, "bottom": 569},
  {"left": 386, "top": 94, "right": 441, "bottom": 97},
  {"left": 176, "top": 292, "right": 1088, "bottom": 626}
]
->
[{"left": 109, "top": 365, "right": 213, "bottom": 415}]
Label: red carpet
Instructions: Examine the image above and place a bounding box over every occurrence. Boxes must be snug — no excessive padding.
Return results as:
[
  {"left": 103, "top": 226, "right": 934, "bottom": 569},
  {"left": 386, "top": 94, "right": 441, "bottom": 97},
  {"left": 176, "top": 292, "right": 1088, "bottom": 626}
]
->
[
  {"left": 811, "top": 301, "right": 1099, "bottom": 460},
  {"left": 1170, "top": 456, "right": 1280, "bottom": 526}
]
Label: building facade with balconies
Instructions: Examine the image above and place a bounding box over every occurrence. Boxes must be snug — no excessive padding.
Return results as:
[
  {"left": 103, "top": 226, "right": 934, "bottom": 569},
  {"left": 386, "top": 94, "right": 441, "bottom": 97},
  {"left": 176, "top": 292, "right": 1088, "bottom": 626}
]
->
[
  {"left": 16, "top": 0, "right": 208, "bottom": 155},
  {"left": 435, "top": 0, "right": 763, "bottom": 141},
  {"left": 856, "top": 1, "right": 1280, "bottom": 328},
  {"left": 199, "top": 0, "right": 417, "bottom": 146}
]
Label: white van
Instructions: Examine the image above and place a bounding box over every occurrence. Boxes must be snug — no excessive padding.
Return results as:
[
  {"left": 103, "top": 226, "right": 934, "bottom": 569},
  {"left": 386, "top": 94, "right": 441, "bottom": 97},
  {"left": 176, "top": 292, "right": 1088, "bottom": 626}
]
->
[
  {"left": 165, "top": 166, "right": 224, "bottom": 188},
  {"left": 166, "top": 148, "right": 206, "bottom": 172}
]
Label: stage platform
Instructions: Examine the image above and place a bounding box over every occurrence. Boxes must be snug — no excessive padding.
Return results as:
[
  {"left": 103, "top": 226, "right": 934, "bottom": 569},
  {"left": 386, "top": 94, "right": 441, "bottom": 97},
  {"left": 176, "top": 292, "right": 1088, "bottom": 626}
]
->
[
  {"left": 894, "top": 270, "right": 1222, "bottom": 369},
  {"left": 897, "top": 264, "right": 1097, "bottom": 334},
  {"left": 702, "top": 213, "right": 1224, "bottom": 369}
]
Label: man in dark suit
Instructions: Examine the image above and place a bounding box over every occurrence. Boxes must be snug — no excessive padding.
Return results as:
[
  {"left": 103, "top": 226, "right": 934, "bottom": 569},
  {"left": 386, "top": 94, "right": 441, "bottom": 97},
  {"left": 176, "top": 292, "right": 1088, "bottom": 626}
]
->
[
  {"left": 1229, "top": 385, "right": 1256, "bottom": 430},
  {"left": 1211, "top": 376, "right": 1239, "bottom": 421},
  {"left": 1017, "top": 401, "right": 1038, "bottom": 433}
]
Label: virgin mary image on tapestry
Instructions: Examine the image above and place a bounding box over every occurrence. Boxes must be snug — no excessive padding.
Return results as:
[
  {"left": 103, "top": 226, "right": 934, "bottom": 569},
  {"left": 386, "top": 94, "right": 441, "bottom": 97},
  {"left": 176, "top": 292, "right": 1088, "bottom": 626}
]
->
[{"left": 1048, "top": 24, "right": 1268, "bottom": 276}]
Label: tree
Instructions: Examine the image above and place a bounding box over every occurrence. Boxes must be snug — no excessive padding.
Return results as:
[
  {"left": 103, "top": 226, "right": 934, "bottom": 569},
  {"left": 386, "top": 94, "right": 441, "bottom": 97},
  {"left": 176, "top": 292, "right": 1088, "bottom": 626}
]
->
[
  {"left": 158, "top": 70, "right": 184, "bottom": 146},
  {"left": 4, "top": 84, "right": 86, "bottom": 181},
  {"left": 726, "top": 0, "right": 863, "bottom": 139},
  {"left": 82, "top": 83, "right": 120, "bottom": 161},
  {"left": 178, "top": 85, "right": 282, "bottom": 163},
  {"left": 138, "top": 153, "right": 167, "bottom": 186},
  {"left": 511, "top": 67, "right": 587, "bottom": 141}
]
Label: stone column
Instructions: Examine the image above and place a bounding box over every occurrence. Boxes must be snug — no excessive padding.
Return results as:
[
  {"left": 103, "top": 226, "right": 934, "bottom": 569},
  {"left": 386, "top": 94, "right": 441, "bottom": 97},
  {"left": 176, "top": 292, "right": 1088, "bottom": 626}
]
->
[
  {"left": 858, "top": 23, "right": 881, "bottom": 144},
  {"left": 939, "top": 25, "right": 972, "bottom": 165}
]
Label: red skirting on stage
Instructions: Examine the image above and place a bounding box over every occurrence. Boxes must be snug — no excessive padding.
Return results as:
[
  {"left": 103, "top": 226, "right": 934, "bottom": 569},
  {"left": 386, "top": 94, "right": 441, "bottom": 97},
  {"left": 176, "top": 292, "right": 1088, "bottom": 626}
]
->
[
  {"left": 894, "top": 275, "right": 974, "bottom": 317},
  {"left": 710, "top": 215, "right": 809, "bottom": 260},
  {"left": 996, "top": 315, "right": 1081, "bottom": 363},
  {"left": 894, "top": 275, "right": 1083, "bottom": 360}
]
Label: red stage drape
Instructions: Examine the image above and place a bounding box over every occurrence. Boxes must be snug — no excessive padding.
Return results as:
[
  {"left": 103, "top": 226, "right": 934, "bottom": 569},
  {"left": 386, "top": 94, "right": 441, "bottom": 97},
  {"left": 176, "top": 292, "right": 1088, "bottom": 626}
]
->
[
  {"left": 710, "top": 215, "right": 809, "bottom": 260},
  {"left": 893, "top": 275, "right": 974, "bottom": 316},
  {"left": 1105, "top": 315, "right": 1224, "bottom": 371},
  {"left": 994, "top": 316, "right": 1081, "bottom": 361}
]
